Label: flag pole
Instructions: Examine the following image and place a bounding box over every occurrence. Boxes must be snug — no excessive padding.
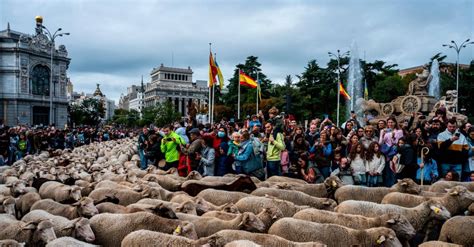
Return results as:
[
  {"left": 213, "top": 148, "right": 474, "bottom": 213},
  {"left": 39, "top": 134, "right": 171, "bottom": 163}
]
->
[
  {"left": 212, "top": 53, "right": 217, "bottom": 124},
  {"left": 238, "top": 69, "right": 241, "bottom": 120},
  {"left": 208, "top": 43, "right": 212, "bottom": 124},
  {"left": 256, "top": 72, "right": 259, "bottom": 115}
]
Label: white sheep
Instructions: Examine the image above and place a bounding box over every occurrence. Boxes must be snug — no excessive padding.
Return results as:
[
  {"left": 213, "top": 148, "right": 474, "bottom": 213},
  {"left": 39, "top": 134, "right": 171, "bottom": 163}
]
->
[
  {"left": 293, "top": 208, "right": 415, "bottom": 240},
  {"left": 334, "top": 178, "right": 421, "bottom": 203},
  {"left": 89, "top": 212, "right": 197, "bottom": 247},
  {"left": 235, "top": 196, "right": 309, "bottom": 217},
  {"left": 438, "top": 216, "right": 474, "bottom": 246},
  {"left": 15, "top": 191, "right": 41, "bottom": 218},
  {"left": 335, "top": 199, "right": 451, "bottom": 233},
  {"left": 381, "top": 186, "right": 474, "bottom": 216},
  {"left": 30, "top": 197, "right": 98, "bottom": 220},
  {"left": 251, "top": 187, "right": 337, "bottom": 210},
  {"left": 268, "top": 218, "right": 402, "bottom": 247},
  {"left": 196, "top": 188, "right": 251, "bottom": 206},
  {"left": 39, "top": 181, "right": 82, "bottom": 203},
  {"left": 46, "top": 237, "right": 100, "bottom": 247},
  {"left": 198, "top": 229, "right": 324, "bottom": 247},
  {"left": 429, "top": 181, "right": 474, "bottom": 193},
  {"left": 0, "top": 239, "right": 25, "bottom": 247},
  {"left": 121, "top": 230, "right": 197, "bottom": 247},
  {"left": 419, "top": 241, "right": 463, "bottom": 247},
  {"left": 22, "top": 210, "right": 95, "bottom": 243},
  {"left": 0, "top": 214, "right": 57, "bottom": 245}
]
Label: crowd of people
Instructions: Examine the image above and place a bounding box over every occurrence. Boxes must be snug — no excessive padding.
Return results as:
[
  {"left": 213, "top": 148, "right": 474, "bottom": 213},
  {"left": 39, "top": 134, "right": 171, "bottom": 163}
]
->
[
  {"left": 0, "top": 121, "right": 133, "bottom": 166},
  {"left": 137, "top": 106, "right": 474, "bottom": 185}
]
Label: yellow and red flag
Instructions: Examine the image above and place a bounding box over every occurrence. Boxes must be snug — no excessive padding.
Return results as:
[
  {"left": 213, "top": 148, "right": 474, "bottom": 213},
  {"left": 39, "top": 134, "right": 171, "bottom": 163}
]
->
[
  {"left": 339, "top": 83, "right": 351, "bottom": 100},
  {"left": 239, "top": 71, "right": 258, "bottom": 88},
  {"left": 208, "top": 52, "right": 218, "bottom": 87}
]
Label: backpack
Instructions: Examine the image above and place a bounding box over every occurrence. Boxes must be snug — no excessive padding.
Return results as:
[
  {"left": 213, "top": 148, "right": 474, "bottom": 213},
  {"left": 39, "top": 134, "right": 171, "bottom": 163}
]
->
[{"left": 250, "top": 137, "right": 264, "bottom": 158}]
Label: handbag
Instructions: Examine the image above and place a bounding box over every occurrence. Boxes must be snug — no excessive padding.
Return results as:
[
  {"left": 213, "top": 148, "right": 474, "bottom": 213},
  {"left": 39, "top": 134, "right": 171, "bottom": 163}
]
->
[{"left": 390, "top": 154, "right": 405, "bottom": 174}]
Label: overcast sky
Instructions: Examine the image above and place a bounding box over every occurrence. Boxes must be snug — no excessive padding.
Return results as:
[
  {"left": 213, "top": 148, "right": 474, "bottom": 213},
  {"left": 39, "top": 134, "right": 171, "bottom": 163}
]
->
[{"left": 2, "top": 0, "right": 473, "bottom": 103}]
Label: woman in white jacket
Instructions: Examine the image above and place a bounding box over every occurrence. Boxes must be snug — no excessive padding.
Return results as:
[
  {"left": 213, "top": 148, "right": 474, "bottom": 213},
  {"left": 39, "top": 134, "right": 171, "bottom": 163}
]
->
[
  {"left": 348, "top": 143, "right": 367, "bottom": 185},
  {"left": 365, "top": 142, "right": 385, "bottom": 187}
]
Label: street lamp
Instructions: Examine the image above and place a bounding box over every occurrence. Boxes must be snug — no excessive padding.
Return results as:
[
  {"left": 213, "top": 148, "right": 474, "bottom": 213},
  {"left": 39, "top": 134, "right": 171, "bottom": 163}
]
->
[
  {"left": 328, "top": 49, "right": 349, "bottom": 127},
  {"left": 442, "top": 39, "right": 474, "bottom": 113},
  {"left": 37, "top": 17, "right": 70, "bottom": 126}
]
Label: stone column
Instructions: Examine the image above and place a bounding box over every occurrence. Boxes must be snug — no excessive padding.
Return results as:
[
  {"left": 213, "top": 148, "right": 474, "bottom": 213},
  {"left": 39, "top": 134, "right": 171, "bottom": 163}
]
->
[{"left": 178, "top": 97, "right": 183, "bottom": 116}]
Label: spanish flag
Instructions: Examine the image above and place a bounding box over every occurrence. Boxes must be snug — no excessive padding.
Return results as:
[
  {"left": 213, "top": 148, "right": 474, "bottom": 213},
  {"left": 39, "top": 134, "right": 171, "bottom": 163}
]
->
[
  {"left": 208, "top": 52, "right": 218, "bottom": 87},
  {"left": 214, "top": 58, "right": 224, "bottom": 90},
  {"left": 239, "top": 71, "right": 258, "bottom": 88},
  {"left": 339, "top": 83, "right": 351, "bottom": 100}
]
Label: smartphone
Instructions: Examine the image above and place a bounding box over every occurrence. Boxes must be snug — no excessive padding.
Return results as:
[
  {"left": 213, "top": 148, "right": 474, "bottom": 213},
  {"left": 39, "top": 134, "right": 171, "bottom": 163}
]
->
[
  {"left": 455, "top": 133, "right": 460, "bottom": 137},
  {"left": 323, "top": 114, "right": 329, "bottom": 119},
  {"left": 166, "top": 137, "right": 172, "bottom": 141},
  {"left": 350, "top": 110, "right": 355, "bottom": 114}
]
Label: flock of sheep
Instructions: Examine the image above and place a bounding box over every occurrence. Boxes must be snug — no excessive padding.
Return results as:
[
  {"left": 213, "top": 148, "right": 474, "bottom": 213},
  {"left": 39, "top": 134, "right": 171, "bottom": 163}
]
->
[{"left": 0, "top": 137, "right": 473, "bottom": 247}]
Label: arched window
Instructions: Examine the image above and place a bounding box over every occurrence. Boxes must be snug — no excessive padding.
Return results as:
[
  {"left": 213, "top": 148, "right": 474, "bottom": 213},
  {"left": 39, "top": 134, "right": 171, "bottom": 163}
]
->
[{"left": 30, "top": 65, "right": 50, "bottom": 96}]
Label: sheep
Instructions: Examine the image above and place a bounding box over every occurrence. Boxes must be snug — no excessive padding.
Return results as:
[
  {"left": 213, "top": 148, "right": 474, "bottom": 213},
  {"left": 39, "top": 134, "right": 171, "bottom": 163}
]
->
[
  {"left": 96, "top": 202, "right": 144, "bottom": 214},
  {"left": 15, "top": 192, "right": 41, "bottom": 218},
  {"left": 74, "top": 180, "right": 97, "bottom": 197},
  {"left": 121, "top": 230, "right": 198, "bottom": 247},
  {"left": 0, "top": 180, "right": 27, "bottom": 197},
  {"left": 419, "top": 241, "right": 463, "bottom": 247},
  {"left": 224, "top": 240, "right": 261, "bottom": 247},
  {"left": 335, "top": 199, "right": 451, "bottom": 233},
  {"left": 181, "top": 176, "right": 257, "bottom": 196},
  {"left": 88, "top": 186, "right": 161, "bottom": 206},
  {"left": 202, "top": 207, "right": 283, "bottom": 232},
  {"left": 0, "top": 239, "right": 25, "bottom": 247},
  {"left": 381, "top": 186, "right": 474, "bottom": 216},
  {"left": 0, "top": 196, "right": 16, "bottom": 217},
  {"left": 468, "top": 203, "right": 474, "bottom": 215},
  {"left": 235, "top": 196, "right": 309, "bottom": 217},
  {"left": 334, "top": 178, "right": 421, "bottom": 203},
  {"left": 430, "top": 180, "right": 474, "bottom": 192},
  {"left": 89, "top": 212, "right": 197, "bottom": 247},
  {"left": 46, "top": 237, "right": 100, "bottom": 247},
  {"left": 265, "top": 175, "right": 308, "bottom": 184},
  {"left": 39, "top": 181, "right": 82, "bottom": 203},
  {"left": 192, "top": 197, "right": 240, "bottom": 215},
  {"left": 268, "top": 218, "right": 402, "bottom": 247},
  {"left": 293, "top": 209, "right": 416, "bottom": 240},
  {"left": 196, "top": 189, "right": 251, "bottom": 206},
  {"left": 30, "top": 197, "right": 98, "bottom": 220},
  {"left": 257, "top": 176, "right": 344, "bottom": 199},
  {"left": 250, "top": 187, "right": 337, "bottom": 210},
  {"left": 438, "top": 216, "right": 474, "bottom": 246},
  {"left": 129, "top": 199, "right": 198, "bottom": 215},
  {"left": 142, "top": 174, "right": 183, "bottom": 191},
  {"left": 22, "top": 210, "right": 95, "bottom": 243},
  {"left": 175, "top": 211, "right": 266, "bottom": 238},
  {"left": 0, "top": 215, "right": 57, "bottom": 245},
  {"left": 198, "top": 229, "right": 324, "bottom": 247}
]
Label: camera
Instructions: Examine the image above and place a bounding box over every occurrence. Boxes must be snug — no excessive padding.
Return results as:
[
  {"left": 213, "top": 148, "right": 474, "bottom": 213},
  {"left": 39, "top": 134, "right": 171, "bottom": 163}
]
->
[{"left": 165, "top": 137, "right": 172, "bottom": 141}]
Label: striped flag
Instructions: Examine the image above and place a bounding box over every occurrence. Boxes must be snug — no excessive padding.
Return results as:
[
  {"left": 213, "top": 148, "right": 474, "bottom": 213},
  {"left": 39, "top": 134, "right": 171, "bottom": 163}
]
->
[
  {"left": 214, "top": 58, "right": 224, "bottom": 90},
  {"left": 339, "top": 83, "right": 351, "bottom": 100},
  {"left": 239, "top": 71, "right": 258, "bottom": 88},
  {"left": 208, "top": 52, "right": 218, "bottom": 87}
]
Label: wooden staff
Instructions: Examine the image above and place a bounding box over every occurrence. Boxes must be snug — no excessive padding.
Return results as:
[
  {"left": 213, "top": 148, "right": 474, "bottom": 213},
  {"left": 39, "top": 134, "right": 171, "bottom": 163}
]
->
[{"left": 420, "top": 147, "right": 429, "bottom": 186}]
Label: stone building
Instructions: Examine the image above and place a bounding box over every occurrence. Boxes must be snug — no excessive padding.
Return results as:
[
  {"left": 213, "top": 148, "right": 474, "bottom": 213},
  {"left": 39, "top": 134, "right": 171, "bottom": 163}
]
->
[
  {"left": 144, "top": 64, "right": 208, "bottom": 116},
  {"left": 120, "top": 65, "right": 208, "bottom": 117},
  {"left": 0, "top": 17, "right": 70, "bottom": 127}
]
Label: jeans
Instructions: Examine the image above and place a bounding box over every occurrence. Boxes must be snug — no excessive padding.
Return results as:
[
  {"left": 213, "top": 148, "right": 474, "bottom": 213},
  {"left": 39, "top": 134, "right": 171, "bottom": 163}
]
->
[
  {"left": 319, "top": 166, "right": 331, "bottom": 179},
  {"left": 383, "top": 161, "right": 396, "bottom": 187},
  {"left": 354, "top": 174, "right": 367, "bottom": 185},
  {"left": 266, "top": 160, "right": 281, "bottom": 178},
  {"left": 441, "top": 163, "right": 462, "bottom": 180},
  {"left": 138, "top": 149, "right": 147, "bottom": 170},
  {"left": 367, "top": 175, "right": 379, "bottom": 187}
]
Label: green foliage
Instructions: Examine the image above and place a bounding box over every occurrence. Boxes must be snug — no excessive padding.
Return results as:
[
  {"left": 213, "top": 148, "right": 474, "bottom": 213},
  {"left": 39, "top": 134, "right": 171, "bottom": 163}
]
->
[
  {"left": 112, "top": 109, "right": 139, "bottom": 127},
  {"left": 154, "top": 101, "right": 182, "bottom": 127},
  {"left": 222, "top": 56, "right": 272, "bottom": 118},
  {"left": 69, "top": 98, "right": 105, "bottom": 126},
  {"left": 372, "top": 75, "right": 407, "bottom": 102}
]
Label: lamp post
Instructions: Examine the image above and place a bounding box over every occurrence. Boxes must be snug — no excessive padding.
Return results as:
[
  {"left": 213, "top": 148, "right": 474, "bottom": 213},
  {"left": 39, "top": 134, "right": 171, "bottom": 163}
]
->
[
  {"left": 328, "top": 49, "right": 349, "bottom": 127},
  {"left": 37, "top": 17, "right": 70, "bottom": 126},
  {"left": 442, "top": 39, "right": 474, "bottom": 113}
]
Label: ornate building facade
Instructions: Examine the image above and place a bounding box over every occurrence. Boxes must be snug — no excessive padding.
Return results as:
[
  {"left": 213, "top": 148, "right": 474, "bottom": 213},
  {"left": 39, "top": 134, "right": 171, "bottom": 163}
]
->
[
  {"left": 144, "top": 64, "right": 208, "bottom": 116},
  {"left": 120, "top": 65, "right": 208, "bottom": 117},
  {"left": 0, "top": 17, "right": 70, "bottom": 127}
]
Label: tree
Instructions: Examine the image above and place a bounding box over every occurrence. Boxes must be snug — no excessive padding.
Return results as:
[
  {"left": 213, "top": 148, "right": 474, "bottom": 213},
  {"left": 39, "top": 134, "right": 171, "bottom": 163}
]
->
[
  {"left": 154, "top": 101, "right": 182, "bottom": 127},
  {"left": 372, "top": 75, "right": 407, "bottom": 102},
  {"left": 69, "top": 98, "right": 105, "bottom": 126},
  {"left": 222, "top": 56, "right": 272, "bottom": 119}
]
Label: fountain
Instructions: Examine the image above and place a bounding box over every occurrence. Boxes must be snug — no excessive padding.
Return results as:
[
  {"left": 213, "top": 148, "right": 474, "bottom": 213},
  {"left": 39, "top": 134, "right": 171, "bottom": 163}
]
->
[
  {"left": 347, "top": 42, "right": 364, "bottom": 122},
  {"left": 361, "top": 62, "right": 467, "bottom": 125},
  {"left": 428, "top": 59, "right": 440, "bottom": 100}
]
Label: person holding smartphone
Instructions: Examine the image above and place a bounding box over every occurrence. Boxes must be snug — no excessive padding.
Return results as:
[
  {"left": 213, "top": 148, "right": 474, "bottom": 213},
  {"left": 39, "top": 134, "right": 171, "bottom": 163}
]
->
[
  {"left": 160, "top": 125, "right": 185, "bottom": 171},
  {"left": 437, "top": 119, "right": 470, "bottom": 180}
]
